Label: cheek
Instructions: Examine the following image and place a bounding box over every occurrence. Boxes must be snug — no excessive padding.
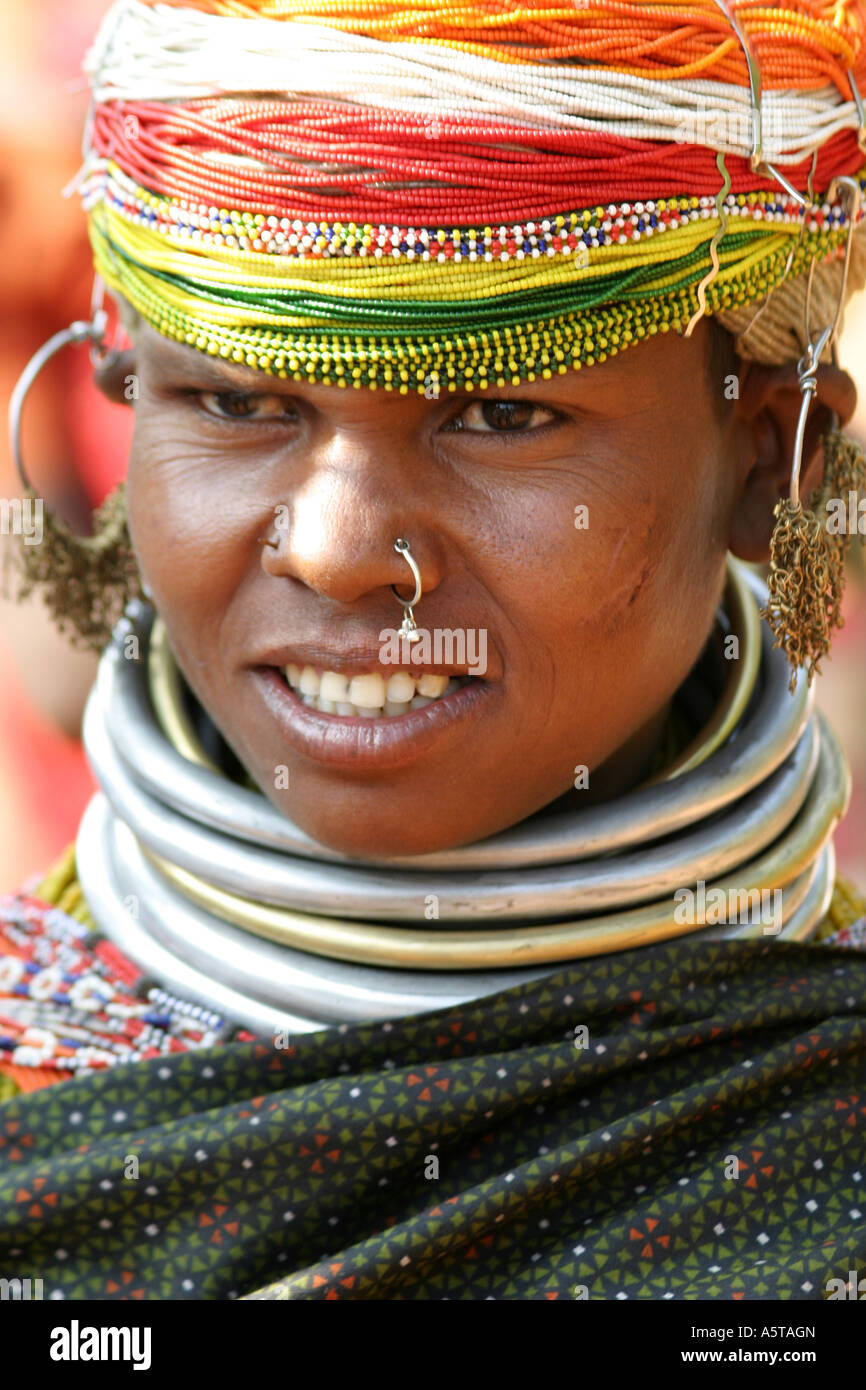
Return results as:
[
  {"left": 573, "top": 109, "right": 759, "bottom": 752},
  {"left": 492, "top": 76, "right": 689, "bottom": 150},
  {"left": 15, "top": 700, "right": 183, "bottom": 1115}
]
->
[
  {"left": 498, "top": 446, "right": 724, "bottom": 716},
  {"left": 596, "top": 457, "right": 726, "bottom": 682},
  {"left": 126, "top": 424, "right": 258, "bottom": 619},
  {"left": 538, "top": 462, "right": 707, "bottom": 618}
]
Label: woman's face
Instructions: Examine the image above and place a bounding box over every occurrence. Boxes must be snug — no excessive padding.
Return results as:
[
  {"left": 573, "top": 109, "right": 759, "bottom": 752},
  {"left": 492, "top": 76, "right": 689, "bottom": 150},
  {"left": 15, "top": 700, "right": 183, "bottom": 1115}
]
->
[{"left": 125, "top": 318, "right": 747, "bottom": 857}]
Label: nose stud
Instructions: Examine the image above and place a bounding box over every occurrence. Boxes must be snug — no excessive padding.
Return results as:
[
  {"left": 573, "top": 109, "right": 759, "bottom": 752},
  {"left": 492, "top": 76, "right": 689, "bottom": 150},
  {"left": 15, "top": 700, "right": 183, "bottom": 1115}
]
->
[{"left": 392, "top": 537, "right": 422, "bottom": 643}]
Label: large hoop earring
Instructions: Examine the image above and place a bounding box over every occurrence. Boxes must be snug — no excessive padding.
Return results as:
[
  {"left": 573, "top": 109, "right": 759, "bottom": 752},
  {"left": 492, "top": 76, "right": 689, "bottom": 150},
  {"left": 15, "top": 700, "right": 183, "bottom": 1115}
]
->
[
  {"left": 3, "top": 290, "right": 144, "bottom": 652},
  {"left": 761, "top": 177, "right": 866, "bottom": 692}
]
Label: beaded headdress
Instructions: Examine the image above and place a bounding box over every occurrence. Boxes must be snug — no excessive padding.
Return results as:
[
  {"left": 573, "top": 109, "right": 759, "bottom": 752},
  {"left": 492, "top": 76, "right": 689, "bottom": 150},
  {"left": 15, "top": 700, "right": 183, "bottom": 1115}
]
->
[{"left": 80, "top": 0, "right": 866, "bottom": 393}]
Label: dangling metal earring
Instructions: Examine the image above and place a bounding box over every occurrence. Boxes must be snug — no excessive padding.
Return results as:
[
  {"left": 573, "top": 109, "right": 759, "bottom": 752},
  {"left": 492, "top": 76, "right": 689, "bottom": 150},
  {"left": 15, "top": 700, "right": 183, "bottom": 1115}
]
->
[
  {"left": 3, "top": 276, "right": 145, "bottom": 651},
  {"left": 761, "top": 176, "right": 866, "bottom": 693},
  {"left": 391, "top": 537, "right": 423, "bottom": 643}
]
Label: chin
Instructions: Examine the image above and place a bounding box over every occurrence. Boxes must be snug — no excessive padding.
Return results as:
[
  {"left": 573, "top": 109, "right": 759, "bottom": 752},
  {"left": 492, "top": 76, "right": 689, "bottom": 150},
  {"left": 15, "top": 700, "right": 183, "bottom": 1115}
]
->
[{"left": 262, "top": 786, "right": 490, "bottom": 860}]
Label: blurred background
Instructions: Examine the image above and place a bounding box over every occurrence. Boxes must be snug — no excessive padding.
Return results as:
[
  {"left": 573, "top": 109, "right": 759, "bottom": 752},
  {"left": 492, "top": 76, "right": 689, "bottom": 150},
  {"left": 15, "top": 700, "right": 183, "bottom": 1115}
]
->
[{"left": 0, "top": 0, "right": 864, "bottom": 895}]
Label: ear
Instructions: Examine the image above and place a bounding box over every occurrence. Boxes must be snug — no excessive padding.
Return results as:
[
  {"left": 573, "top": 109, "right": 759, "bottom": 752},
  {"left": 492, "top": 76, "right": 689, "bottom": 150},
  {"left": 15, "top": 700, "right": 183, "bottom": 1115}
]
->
[
  {"left": 93, "top": 347, "right": 139, "bottom": 406},
  {"left": 727, "top": 358, "right": 858, "bottom": 563}
]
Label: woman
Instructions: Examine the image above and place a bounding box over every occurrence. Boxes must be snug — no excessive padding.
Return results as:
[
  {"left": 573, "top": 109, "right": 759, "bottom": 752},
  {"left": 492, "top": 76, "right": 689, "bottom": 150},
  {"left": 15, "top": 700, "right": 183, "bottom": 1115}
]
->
[{"left": 1, "top": 0, "right": 866, "bottom": 1301}]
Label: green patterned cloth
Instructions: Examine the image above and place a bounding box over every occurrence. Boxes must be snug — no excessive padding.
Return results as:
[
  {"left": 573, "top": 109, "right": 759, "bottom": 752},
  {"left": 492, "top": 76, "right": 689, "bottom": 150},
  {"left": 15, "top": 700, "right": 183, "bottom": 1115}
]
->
[{"left": 1, "top": 934, "right": 866, "bottom": 1300}]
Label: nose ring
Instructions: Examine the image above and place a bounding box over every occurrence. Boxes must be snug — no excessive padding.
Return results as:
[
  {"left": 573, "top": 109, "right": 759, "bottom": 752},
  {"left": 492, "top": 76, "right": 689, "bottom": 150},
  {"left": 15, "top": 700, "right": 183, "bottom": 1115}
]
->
[{"left": 392, "top": 537, "right": 422, "bottom": 643}]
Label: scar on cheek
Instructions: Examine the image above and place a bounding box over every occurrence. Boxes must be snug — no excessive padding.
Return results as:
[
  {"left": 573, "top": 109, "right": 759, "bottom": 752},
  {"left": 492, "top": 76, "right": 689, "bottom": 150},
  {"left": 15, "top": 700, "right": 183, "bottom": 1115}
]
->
[{"left": 627, "top": 560, "right": 653, "bottom": 608}]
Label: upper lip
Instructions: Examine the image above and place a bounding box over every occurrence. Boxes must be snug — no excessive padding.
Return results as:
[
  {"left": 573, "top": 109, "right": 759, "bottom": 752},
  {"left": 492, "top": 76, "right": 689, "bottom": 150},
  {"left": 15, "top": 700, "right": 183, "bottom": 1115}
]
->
[{"left": 251, "top": 642, "right": 488, "bottom": 680}]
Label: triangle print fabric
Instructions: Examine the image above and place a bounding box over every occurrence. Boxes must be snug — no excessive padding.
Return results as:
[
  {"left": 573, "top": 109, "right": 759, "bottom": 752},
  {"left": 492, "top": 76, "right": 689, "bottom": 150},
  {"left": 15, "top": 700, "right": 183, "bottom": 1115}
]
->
[{"left": 0, "top": 935, "right": 865, "bottom": 1300}]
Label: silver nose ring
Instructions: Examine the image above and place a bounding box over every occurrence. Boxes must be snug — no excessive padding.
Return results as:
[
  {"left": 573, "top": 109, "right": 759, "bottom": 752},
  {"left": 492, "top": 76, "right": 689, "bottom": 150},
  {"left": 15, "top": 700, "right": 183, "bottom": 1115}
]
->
[{"left": 392, "top": 538, "right": 422, "bottom": 642}]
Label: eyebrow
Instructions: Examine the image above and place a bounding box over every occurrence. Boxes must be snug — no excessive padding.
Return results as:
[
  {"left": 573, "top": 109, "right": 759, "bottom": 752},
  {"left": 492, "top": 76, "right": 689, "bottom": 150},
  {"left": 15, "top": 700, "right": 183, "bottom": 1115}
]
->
[{"left": 148, "top": 349, "right": 285, "bottom": 392}]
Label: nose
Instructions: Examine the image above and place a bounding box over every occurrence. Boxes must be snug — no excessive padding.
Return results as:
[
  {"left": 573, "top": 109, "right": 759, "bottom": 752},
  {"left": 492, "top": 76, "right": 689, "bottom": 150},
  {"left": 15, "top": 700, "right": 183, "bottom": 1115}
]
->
[{"left": 258, "top": 432, "right": 445, "bottom": 608}]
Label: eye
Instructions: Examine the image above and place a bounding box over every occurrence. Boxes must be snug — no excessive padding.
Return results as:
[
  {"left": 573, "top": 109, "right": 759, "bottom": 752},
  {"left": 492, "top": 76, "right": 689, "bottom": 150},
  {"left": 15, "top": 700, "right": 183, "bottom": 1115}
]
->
[
  {"left": 197, "top": 391, "right": 296, "bottom": 421},
  {"left": 449, "top": 399, "right": 559, "bottom": 434}
]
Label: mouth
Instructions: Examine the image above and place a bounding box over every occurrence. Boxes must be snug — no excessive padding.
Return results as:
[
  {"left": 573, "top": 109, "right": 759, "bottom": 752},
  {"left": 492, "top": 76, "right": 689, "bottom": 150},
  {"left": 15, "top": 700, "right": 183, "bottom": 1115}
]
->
[
  {"left": 281, "top": 662, "right": 475, "bottom": 717},
  {"left": 252, "top": 661, "right": 492, "bottom": 771}
]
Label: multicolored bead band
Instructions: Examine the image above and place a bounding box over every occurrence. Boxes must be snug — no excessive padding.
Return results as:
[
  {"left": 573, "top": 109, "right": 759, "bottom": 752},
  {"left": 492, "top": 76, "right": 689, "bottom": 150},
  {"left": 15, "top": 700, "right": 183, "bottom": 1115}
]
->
[
  {"left": 81, "top": 0, "right": 866, "bottom": 391},
  {"left": 0, "top": 892, "right": 257, "bottom": 1073},
  {"left": 90, "top": 160, "right": 858, "bottom": 265}
]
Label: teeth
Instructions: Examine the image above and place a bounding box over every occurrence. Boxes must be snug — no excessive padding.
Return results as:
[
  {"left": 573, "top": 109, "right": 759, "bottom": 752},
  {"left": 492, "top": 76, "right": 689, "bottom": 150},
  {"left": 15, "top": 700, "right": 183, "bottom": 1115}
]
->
[
  {"left": 348, "top": 673, "right": 386, "bottom": 708},
  {"left": 416, "top": 673, "right": 449, "bottom": 698},
  {"left": 320, "top": 670, "right": 349, "bottom": 702},
  {"left": 299, "top": 665, "right": 320, "bottom": 696},
  {"left": 385, "top": 672, "right": 415, "bottom": 702},
  {"left": 283, "top": 664, "right": 472, "bottom": 717}
]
